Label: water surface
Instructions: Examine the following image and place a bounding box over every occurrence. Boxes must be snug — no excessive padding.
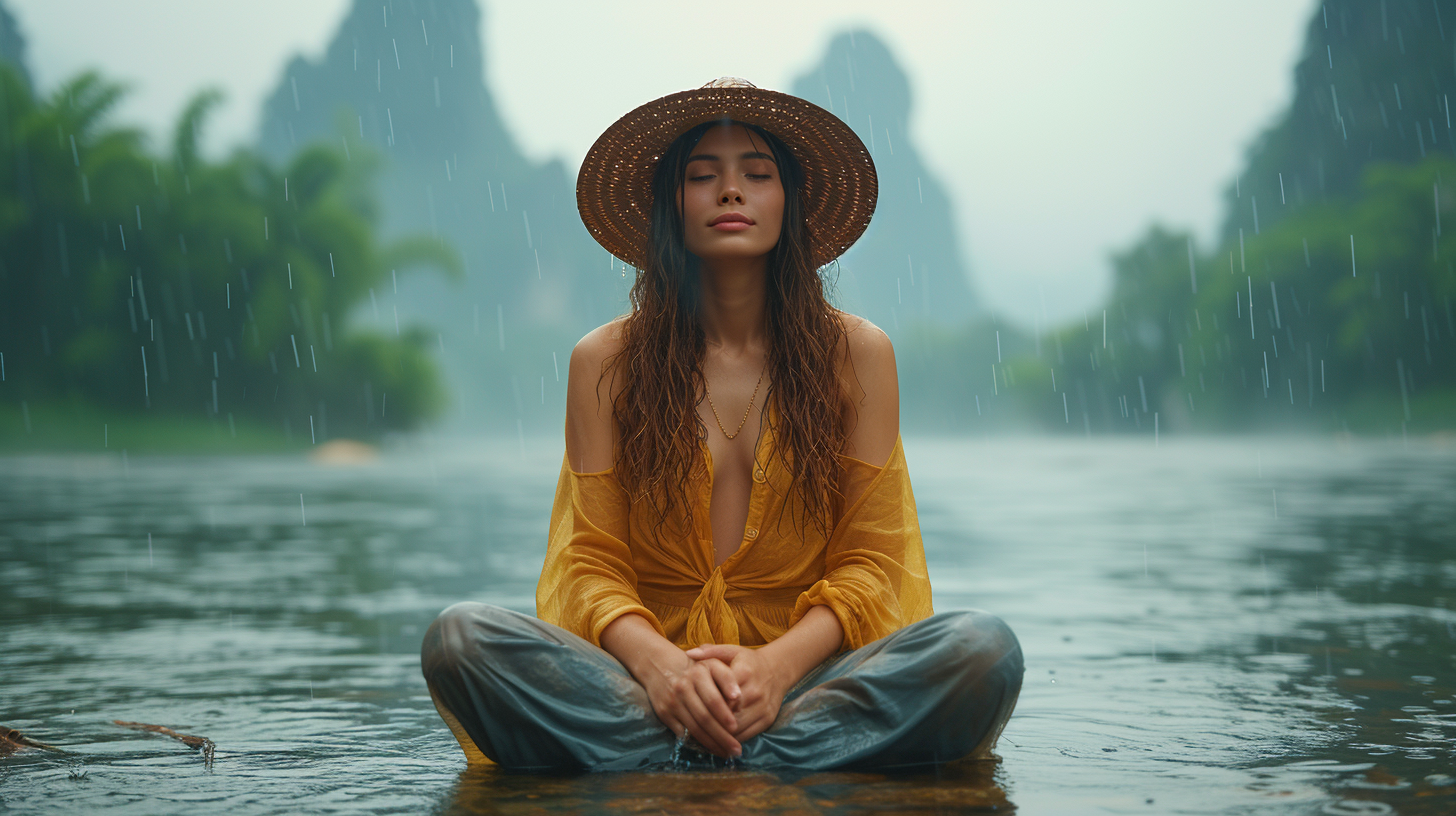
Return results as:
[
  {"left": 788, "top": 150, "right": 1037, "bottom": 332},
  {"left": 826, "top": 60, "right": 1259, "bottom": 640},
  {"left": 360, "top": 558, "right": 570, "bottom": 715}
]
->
[{"left": 1, "top": 436, "right": 1453, "bottom": 814}]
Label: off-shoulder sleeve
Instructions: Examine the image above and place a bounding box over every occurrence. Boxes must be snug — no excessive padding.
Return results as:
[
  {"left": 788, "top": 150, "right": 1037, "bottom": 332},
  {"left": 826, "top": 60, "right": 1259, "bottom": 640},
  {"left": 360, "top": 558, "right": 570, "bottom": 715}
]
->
[
  {"left": 789, "top": 435, "right": 934, "bottom": 652},
  {"left": 535, "top": 453, "right": 666, "bottom": 646}
]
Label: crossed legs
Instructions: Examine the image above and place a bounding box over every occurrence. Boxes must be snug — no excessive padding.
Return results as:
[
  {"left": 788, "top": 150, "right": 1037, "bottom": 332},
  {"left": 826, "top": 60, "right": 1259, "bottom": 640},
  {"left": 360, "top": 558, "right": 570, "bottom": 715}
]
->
[{"left": 421, "top": 603, "right": 1023, "bottom": 772}]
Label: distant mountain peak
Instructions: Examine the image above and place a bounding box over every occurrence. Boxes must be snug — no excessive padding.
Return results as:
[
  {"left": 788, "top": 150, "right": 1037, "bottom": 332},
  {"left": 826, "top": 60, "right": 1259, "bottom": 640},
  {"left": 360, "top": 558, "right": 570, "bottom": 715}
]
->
[
  {"left": 0, "top": 0, "right": 34, "bottom": 93},
  {"left": 792, "top": 28, "right": 978, "bottom": 329}
]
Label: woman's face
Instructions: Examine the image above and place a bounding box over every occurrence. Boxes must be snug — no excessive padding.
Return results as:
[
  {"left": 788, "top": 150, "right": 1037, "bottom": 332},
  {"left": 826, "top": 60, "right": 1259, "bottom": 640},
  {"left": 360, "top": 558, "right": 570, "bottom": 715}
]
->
[{"left": 677, "top": 123, "right": 785, "bottom": 263}]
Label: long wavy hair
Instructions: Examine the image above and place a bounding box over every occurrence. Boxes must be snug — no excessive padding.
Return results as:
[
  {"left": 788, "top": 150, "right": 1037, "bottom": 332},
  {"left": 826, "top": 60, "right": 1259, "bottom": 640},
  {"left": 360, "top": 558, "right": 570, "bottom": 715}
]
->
[{"left": 604, "top": 118, "right": 850, "bottom": 542}]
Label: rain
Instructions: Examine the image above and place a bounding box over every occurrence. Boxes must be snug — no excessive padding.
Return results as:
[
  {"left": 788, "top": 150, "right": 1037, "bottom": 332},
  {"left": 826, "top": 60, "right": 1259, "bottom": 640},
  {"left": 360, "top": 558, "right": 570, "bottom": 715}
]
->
[{"left": 0, "top": 0, "right": 1454, "bottom": 814}]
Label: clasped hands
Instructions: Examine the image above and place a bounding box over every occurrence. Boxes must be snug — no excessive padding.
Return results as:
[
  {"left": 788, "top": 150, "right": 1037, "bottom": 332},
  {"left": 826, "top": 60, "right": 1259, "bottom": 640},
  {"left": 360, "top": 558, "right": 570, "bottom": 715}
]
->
[{"left": 646, "top": 642, "right": 788, "bottom": 759}]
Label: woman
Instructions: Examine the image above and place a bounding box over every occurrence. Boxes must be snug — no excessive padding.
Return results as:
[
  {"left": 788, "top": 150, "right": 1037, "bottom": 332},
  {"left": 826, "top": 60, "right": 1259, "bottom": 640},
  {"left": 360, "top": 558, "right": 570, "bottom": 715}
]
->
[{"left": 421, "top": 78, "right": 1023, "bottom": 772}]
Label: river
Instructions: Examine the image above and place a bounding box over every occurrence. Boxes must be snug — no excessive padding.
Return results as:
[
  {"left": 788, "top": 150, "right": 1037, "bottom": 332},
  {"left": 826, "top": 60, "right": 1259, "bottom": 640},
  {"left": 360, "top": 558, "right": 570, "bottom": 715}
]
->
[{"left": 1, "top": 435, "right": 1452, "bottom": 814}]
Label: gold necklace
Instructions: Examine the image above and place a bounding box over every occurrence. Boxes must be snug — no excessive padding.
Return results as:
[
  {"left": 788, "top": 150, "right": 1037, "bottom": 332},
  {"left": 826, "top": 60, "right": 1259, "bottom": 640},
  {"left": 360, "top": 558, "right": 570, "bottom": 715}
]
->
[{"left": 704, "top": 363, "right": 767, "bottom": 440}]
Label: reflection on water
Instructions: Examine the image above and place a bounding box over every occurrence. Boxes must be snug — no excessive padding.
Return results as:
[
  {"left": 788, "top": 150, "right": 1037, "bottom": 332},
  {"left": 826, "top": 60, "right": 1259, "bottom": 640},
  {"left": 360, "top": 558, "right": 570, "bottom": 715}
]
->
[
  {"left": 443, "top": 762, "right": 1007, "bottom": 815},
  {"left": 0, "top": 436, "right": 1452, "bottom": 814}
]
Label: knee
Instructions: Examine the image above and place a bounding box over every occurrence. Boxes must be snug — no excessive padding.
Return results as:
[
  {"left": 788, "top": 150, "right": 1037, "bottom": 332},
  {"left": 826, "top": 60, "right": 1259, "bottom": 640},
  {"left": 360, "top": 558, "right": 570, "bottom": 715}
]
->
[
  {"left": 936, "top": 610, "right": 1024, "bottom": 680},
  {"left": 421, "top": 601, "right": 497, "bottom": 677}
]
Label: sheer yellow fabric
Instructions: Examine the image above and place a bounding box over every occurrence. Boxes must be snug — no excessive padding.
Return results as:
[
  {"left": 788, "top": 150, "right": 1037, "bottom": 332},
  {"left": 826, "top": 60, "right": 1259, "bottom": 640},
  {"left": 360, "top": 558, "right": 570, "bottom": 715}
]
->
[{"left": 535, "top": 399, "right": 933, "bottom": 652}]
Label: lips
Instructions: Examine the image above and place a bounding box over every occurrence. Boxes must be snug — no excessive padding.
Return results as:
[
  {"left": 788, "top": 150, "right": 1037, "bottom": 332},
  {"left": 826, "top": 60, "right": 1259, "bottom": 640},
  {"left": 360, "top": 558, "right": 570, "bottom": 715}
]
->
[{"left": 709, "top": 212, "right": 754, "bottom": 226}]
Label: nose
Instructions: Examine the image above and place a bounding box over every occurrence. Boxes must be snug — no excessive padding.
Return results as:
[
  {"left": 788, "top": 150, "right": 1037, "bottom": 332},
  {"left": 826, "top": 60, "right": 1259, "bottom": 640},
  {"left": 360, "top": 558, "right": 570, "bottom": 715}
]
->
[{"left": 718, "top": 181, "right": 744, "bottom": 205}]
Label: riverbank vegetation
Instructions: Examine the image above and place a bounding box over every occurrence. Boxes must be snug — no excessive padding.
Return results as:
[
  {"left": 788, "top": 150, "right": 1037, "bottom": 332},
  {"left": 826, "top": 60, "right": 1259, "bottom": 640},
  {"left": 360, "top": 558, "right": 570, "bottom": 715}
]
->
[{"left": 0, "top": 64, "right": 461, "bottom": 451}]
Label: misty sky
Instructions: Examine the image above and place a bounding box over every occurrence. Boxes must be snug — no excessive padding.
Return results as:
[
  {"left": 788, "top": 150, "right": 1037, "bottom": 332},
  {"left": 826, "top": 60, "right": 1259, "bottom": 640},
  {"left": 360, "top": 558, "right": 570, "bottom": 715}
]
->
[{"left": 11, "top": 0, "right": 1311, "bottom": 331}]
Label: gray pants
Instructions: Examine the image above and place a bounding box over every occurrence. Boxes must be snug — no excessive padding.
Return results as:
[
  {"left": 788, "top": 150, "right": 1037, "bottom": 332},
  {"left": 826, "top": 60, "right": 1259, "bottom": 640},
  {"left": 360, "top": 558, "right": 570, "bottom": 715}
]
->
[{"left": 420, "top": 603, "right": 1023, "bottom": 772}]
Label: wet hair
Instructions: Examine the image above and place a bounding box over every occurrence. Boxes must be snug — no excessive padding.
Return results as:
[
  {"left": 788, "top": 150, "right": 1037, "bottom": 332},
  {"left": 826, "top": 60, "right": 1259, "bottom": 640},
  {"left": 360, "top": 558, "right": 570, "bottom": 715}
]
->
[{"left": 604, "top": 118, "right": 850, "bottom": 542}]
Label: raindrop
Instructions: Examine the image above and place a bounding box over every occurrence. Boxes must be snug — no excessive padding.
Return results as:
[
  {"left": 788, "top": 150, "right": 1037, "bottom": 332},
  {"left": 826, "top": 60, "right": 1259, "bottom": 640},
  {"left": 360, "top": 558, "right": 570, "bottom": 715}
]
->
[
  {"left": 1187, "top": 237, "right": 1197, "bottom": 294},
  {"left": 1247, "top": 277, "right": 1256, "bottom": 339}
]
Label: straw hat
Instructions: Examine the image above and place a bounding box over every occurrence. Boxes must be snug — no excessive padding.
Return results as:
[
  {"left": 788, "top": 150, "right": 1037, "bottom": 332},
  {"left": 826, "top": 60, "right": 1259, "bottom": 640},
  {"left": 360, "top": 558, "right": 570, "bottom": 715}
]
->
[{"left": 576, "top": 77, "right": 878, "bottom": 271}]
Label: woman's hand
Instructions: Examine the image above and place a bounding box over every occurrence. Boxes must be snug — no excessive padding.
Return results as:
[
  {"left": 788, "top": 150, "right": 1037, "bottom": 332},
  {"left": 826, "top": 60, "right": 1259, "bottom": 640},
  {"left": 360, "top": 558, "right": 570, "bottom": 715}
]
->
[
  {"left": 639, "top": 647, "right": 745, "bottom": 758},
  {"left": 599, "top": 613, "right": 744, "bottom": 758},
  {"left": 686, "top": 607, "right": 846, "bottom": 743},
  {"left": 685, "top": 644, "right": 791, "bottom": 743},
  {"left": 601, "top": 608, "right": 843, "bottom": 755}
]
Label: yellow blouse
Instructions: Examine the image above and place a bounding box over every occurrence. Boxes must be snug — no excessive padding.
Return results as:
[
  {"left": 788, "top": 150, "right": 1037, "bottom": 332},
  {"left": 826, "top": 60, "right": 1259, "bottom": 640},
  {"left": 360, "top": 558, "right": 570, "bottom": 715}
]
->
[{"left": 535, "top": 398, "right": 933, "bottom": 653}]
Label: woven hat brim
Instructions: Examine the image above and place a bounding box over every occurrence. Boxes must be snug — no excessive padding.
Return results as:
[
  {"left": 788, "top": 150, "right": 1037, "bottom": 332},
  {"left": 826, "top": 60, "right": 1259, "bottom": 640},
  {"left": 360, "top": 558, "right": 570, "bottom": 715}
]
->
[{"left": 576, "top": 85, "right": 878, "bottom": 271}]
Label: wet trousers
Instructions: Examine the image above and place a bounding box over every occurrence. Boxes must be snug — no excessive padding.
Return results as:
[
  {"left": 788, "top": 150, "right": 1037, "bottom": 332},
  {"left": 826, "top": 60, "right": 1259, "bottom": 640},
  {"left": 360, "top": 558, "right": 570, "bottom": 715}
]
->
[{"left": 420, "top": 602, "right": 1023, "bottom": 772}]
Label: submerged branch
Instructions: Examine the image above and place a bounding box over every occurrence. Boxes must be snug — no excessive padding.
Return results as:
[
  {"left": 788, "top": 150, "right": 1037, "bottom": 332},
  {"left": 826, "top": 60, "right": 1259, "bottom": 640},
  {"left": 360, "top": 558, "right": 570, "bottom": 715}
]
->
[
  {"left": 112, "top": 720, "right": 215, "bottom": 767},
  {"left": 0, "top": 725, "right": 65, "bottom": 756}
]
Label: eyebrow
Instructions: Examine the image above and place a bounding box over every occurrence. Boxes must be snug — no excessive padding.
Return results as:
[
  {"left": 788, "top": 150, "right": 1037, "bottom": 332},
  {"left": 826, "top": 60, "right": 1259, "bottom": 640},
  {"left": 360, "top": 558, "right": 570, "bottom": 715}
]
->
[{"left": 685, "top": 151, "right": 775, "bottom": 163}]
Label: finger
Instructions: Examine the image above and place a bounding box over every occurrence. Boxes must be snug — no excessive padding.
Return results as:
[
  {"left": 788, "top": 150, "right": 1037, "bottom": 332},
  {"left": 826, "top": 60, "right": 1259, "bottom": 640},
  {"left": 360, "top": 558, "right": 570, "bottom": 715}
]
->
[
  {"left": 655, "top": 697, "right": 692, "bottom": 739},
  {"left": 705, "top": 658, "right": 741, "bottom": 704},
  {"left": 663, "top": 704, "right": 704, "bottom": 748},
  {"left": 693, "top": 667, "right": 739, "bottom": 733},
  {"left": 681, "top": 689, "right": 740, "bottom": 757},
  {"left": 733, "top": 713, "right": 774, "bottom": 743},
  {"left": 686, "top": 644, "right": 738, "bottom": 662},
  {"left": 678, "top": 703, "right": 727, "bottom": 757},
  {"left": 668, "top": 680, "right": 726, "bottom": 755}
]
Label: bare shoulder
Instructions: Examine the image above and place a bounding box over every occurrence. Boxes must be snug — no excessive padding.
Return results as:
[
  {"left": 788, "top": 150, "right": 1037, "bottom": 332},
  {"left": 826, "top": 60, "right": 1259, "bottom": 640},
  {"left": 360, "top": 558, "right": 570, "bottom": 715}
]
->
[
  {"left": 572, "top": 316, "right": 628, "bottom": 368},
  {"left": 831, "top": 310, "right": 899, "bottom": 465},
  {"left": 566, "top": 317, "right": 629, "bottom": 473},
  {"left": 832, "top": 310, "right": 896, "bottom": 392}
]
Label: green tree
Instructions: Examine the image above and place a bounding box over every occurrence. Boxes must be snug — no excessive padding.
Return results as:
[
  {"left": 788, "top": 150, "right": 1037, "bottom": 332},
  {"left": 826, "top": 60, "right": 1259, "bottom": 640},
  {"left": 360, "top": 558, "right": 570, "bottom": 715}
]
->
[{"left": 0, "top": 64, "right": 461, "bottom": 442}]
